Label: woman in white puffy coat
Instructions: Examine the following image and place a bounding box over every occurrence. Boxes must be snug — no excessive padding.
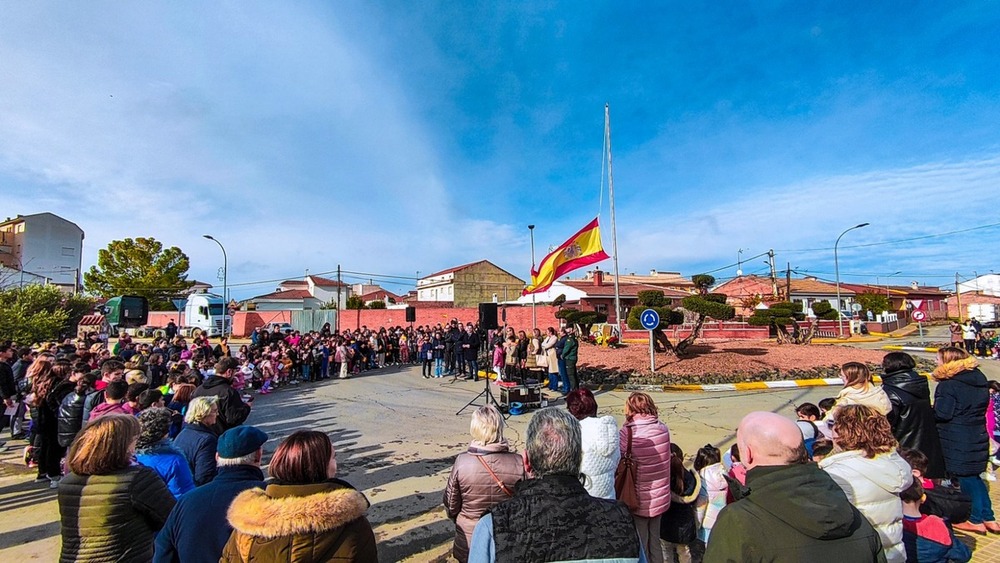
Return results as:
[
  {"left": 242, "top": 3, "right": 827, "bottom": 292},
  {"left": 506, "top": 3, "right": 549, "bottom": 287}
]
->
[
  {"left": 565, "top": 388, "right": 620, "bottom": 499},
  {"left": 819, "top": 404, "right": 913, "bottom": 563}
]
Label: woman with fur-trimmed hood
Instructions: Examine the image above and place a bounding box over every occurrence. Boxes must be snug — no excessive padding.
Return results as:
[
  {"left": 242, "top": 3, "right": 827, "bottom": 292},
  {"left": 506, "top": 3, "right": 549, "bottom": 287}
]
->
[
  {"left": 222, "top": 431, "right": 377, "bottom": 563},
  {"left": 933, "top": 346, "right": 998, "bottom": 534}
]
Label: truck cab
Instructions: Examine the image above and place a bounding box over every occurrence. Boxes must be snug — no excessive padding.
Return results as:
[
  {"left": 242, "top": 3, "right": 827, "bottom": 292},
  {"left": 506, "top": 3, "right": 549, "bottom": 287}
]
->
[{"left": 183, "top": 294, "right": 230, "bottom": 337}]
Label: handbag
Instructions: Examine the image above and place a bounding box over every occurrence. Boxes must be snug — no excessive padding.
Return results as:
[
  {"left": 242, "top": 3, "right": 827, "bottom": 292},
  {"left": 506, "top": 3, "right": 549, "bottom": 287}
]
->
[
  {"left": 615, "top": 425, "right": 640, "bottom": 511},
  {"left": 535, "top": 354, "right": 548, "bottom": 368}
]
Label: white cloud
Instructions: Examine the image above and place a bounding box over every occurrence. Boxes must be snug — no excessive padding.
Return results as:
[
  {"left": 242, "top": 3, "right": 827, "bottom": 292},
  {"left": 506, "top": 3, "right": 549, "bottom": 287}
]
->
[{"left": 612, "top": 154, "right": 1000, "bottom": 284}]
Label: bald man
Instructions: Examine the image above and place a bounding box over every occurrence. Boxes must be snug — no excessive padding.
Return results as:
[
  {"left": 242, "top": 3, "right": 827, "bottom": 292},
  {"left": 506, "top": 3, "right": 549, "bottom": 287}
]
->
[{"left": 704, "top": 412, "right": 886, "bottom": 563}]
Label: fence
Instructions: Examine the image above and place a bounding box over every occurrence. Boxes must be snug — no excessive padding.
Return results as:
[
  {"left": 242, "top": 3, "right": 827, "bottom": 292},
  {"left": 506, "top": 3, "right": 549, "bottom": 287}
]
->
[{"left": 290, "top": 310, "right": 339, "bottom": 334}]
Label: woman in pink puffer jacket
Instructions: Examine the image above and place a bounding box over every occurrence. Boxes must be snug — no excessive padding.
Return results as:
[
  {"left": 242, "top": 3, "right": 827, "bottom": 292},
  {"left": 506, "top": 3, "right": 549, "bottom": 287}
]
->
[{"left": 620, "top": 392, "right": 671, "bottom": 563}]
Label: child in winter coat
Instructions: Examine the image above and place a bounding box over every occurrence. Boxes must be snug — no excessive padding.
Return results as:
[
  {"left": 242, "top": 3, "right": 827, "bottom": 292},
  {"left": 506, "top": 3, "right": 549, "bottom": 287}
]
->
[
  {"left": 901, "top": 479, "right": 971, "bottom": 562},
  {"left": 694, "top": 444, "right": 727, "bottom": 545},
  {"left": 821, "top": 362, "right": 891, "bottom": 426},
  {"left": 661, "top": 443, "right": 707, "bottom": 563},
  {"left": 723, "top": 444, "right": 747, "bottom": 504},
  {"left": 899, "top": 448, "right": 972, "bottom": 527},
  {"left": 988, "top": 381, "right": 1000, "bottom": 469},
  {"left": 492, "top": 341, "right": 505, "bottom": 380}
]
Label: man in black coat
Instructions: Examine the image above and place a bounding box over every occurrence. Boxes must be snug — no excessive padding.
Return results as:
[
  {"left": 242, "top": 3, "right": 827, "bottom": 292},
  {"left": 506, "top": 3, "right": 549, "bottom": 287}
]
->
[
  {"left": 444, "top": 321, "right": 461, "bottom": 375},
  {"left": 192, "top": 357, "right": 251, "bottom": 432},
  {"left": 153, "top": 425, "right": 268, "bottom": 563},
  {"left": 460, "top": 323, "right": 481, "bottom": 382}
]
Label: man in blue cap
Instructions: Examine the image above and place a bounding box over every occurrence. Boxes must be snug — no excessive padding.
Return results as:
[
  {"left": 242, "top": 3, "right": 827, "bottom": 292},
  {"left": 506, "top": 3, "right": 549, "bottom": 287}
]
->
[{"left": 153, "top": 425, "right": 268, "bottom": 563}]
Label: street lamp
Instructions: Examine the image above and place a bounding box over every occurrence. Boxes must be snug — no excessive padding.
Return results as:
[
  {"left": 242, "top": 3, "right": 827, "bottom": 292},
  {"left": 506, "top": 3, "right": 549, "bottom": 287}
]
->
[
  {"left": 528, "top": 224, "right": 536, "bottom": 330},
  {"left": 203, "top": 235, "right": 228, "bottom": 337},
  {"left": 834, "top": 223, "right": 869, "bottom": 337}
]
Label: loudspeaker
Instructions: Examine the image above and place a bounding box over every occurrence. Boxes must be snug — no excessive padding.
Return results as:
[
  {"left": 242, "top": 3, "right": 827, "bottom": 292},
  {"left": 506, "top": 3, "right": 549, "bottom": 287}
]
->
[
  {"left": 478, "top": 302, "right": 499, "bottom": 330},
  {"left": 405, "top": 306, "right": 416, "bottom": 323}
]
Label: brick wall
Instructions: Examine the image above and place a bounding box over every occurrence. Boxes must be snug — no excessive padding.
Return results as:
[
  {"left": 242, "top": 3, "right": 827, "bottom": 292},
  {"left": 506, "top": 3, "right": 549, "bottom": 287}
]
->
[{"left": 338, "top": 305, "right": 561, "bottom": 332}]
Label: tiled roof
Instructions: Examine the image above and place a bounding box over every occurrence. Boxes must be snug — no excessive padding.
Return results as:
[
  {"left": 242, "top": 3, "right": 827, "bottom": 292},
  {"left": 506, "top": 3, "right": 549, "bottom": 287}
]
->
[
  {"left": 886, "top": 285, "right": 948, "bottom": 296},
  {"left": 788, "top": 279, "right": 851, "bottom": 295},
  {"left": 562, "top": 281, "right": 688, "bottom": 299},
  {"left": 361, "top": 289, "right": 402, "bottom": 301},
  {"left": 252, "top": 289, "right": 314, "bottom": 301},
  {"left": 307, "top": 275, "right": 348, "bottom": 287}
]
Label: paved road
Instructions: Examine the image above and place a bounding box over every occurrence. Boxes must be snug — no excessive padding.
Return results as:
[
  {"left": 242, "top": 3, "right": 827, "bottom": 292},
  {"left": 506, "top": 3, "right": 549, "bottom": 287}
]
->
[{"left": 2, "top": 333, "right": 998, "bottom": 561}]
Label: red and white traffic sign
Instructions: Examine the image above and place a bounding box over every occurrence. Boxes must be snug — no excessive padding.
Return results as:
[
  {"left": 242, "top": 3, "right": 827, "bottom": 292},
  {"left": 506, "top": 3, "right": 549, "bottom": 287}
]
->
[{"left": 912, "top": 310, "right": 926, "bottom": 321}]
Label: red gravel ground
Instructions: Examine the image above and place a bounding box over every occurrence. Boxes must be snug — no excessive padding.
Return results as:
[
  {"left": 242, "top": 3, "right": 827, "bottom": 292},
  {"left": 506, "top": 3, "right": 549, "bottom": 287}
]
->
[{"left": 579, "top": 339, "right": 888, "bottom": 378}]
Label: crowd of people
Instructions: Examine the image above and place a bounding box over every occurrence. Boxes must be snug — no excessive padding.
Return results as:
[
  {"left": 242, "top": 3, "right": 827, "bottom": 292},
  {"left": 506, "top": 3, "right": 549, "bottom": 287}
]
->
[
  {"left": 0, "top": 321, "right": 996, "bottom": 562},
  {"left": 950, "top": 317, "right": 999, "bottom": 358},
  {"left": 443, "top": 345, "right": 992, "bottom": 563}
]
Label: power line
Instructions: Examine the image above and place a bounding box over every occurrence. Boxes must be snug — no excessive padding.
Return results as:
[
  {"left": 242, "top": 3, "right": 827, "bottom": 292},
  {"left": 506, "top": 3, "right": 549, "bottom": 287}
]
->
[{"left": 776, "top": 222, "right": 1000, "bottom": 253}]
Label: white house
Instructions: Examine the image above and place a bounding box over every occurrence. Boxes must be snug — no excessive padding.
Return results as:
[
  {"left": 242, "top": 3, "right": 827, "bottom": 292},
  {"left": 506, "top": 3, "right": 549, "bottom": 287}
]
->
[
  {"left": 249, "top": 275, "right": 351, "bottom": 311},
  {"left": 0, "top": 212, "right": 84, "bottom": 291},
  {"left": 957, "top": 273, "right": 1000, "bottom": 297}
]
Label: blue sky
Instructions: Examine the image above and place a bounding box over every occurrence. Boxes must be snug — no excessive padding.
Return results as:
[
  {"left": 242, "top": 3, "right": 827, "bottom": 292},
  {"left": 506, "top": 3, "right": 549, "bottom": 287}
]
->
[{"left": 1, "top": 2, "right": 998, "bottom": 300}]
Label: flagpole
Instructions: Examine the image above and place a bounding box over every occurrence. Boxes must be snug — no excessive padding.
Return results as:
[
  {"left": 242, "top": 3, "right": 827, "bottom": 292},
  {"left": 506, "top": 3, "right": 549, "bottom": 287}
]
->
[
  {"left": 605, "top": 103, "right": 623, "bottom": 332},
  {"left": 529, "top": 224, "right": 536, "bottom": 331}
]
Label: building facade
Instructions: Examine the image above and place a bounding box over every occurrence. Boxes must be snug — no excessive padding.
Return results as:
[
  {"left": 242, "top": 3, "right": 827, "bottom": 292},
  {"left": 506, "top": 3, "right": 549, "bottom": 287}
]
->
[
  {"left": 248, "top": 275, "right": 351, "bottom": 311},
  {"left": 0, "top": 212, "right": 84, "bottom": 291},
  {"left": 417, "top": 260, "right": 525, "bottom": 308}
]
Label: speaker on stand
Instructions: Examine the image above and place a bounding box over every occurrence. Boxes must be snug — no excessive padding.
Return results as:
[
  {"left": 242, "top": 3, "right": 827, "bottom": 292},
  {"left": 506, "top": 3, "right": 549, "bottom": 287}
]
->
[
  {"left": 478, "top": 302, "right": 499, "bottom": 330},
  {"left": 457, "top": 302, "right": 505, "bottom": 418}
]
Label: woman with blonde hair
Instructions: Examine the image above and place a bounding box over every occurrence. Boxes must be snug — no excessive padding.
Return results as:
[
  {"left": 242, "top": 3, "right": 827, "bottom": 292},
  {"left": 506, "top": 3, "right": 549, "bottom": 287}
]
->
[
  {"left": 541, "top": 327, "right": 560, "bottom": 392},
  {"left": 819, "top": 404, "right": 912, "bottom": 562},
  {"left": 933, "top": 345, "right": 997, "bottom": 534},
  {"left": 173, "top": 396, "right": 221, "bottom": 486},
  {"left": 822, "top": 361, "right": 890, "bottom": 424},
  {"left": 58, "top": 414, "right": 175, "bottom": 562},
  {"left": 620, "top": 392, "right": 671, "bottom": 563},
  {"left": 443, "top": 405, "right": 525, "bottom": 562}
]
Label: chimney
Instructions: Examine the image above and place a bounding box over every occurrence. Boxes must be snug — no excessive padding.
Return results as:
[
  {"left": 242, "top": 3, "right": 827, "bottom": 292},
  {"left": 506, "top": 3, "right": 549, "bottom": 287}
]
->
[
  {"left": 650, "top": 268, "right": 657, "bottom": 276},
  {"left": 593, "top": 269, "right": 604, "bottom": 286}
]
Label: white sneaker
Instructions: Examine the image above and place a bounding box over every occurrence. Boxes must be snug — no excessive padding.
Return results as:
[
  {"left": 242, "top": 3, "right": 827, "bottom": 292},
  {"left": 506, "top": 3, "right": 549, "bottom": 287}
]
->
[
  {"left": 49, "top": 477, "right": 60, "bottom": 489},
  {"left": 985, "top": 471, "right": 997, "bottom": 482}
]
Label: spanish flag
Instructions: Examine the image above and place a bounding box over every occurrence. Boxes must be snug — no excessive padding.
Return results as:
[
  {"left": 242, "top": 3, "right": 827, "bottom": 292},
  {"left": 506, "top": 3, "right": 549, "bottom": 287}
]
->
[{"left": 523, "top": 217, "right": 610, "bottom": 295}]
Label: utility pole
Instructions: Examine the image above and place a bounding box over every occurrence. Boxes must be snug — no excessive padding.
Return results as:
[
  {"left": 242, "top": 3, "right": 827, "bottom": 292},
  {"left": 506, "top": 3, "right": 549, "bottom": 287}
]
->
[
  {"left": 955, "top": 272, "right": 963, "bottom": 322},
  {"left": 768, "top": 250, "right": 778, "bottom": 298},
  {"left": 336, "top": 265, "right": 342, "bottom": 332},
  {"left": 785, "top": 263, "right": 791, "bottom": 301}
]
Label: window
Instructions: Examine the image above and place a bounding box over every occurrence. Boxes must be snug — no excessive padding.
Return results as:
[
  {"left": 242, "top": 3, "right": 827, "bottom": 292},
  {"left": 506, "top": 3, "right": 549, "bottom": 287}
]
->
[{"left": 62, "top": 247, "right": 75, "bottom": 256}]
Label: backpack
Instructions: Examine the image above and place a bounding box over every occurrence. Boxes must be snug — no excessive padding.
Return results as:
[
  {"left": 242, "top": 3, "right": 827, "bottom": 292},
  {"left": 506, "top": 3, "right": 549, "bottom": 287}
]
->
[
  {"left": 798, "top": 420, "right": 821, "bottom": 457},
  {"left": 922, "top": 483, "right": 972, "bottom": 524}
]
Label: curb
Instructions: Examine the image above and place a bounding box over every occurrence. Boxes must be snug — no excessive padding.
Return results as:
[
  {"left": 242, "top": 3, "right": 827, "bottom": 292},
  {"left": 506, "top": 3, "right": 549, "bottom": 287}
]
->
[
  {"left": 587, "top": 372, "right": 933, "bottom": 393},
  {"left": 882, "top": 345, "right": 940, "bottom": 353}
]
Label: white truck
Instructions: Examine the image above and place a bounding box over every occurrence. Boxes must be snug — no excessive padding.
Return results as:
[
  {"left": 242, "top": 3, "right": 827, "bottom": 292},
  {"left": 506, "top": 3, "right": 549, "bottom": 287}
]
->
[
  {"left": 133, "top": 294, "right": 231, "bottom": 338},
  {"left": 968, "top": 303, "right": 999, "bottom": 324}
]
